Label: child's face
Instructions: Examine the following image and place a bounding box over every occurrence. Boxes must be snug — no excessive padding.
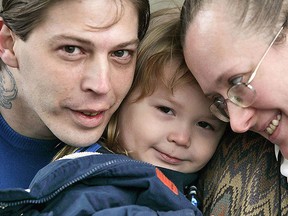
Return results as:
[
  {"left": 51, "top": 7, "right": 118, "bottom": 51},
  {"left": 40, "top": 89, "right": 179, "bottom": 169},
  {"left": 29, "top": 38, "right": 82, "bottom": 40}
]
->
[{"left": 118, "top": 60, "right": 227, "bottom": 173}]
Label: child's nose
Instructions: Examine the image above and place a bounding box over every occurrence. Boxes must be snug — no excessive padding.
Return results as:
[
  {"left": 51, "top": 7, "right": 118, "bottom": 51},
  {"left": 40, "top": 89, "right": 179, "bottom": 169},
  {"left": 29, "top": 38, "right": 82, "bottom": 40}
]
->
[{"left": 168, "top": 129, "right": 191, "bottom": 148}]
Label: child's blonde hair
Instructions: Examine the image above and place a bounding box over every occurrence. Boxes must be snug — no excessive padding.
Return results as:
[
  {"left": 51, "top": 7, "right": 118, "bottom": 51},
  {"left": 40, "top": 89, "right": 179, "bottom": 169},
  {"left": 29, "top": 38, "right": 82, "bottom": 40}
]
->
[{"left": 104, "top": 7, "right": 198, "bottom": 154}]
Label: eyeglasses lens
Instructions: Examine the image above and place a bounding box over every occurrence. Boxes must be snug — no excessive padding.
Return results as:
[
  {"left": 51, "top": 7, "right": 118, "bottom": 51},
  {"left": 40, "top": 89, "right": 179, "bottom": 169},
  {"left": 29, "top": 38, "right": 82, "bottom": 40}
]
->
[
  {"left": 210, "top": 99, "right": 230, "bottom": 122},
  {"left": 227, "top": 83, "right": 256, "bottom": 107}
]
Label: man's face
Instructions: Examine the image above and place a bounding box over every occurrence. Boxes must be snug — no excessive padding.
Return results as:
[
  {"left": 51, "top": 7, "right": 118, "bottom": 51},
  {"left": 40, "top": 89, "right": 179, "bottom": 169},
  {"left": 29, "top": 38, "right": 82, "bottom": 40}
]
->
[{"left": 8, "top": 0, "right": 139, "bottom": 146}]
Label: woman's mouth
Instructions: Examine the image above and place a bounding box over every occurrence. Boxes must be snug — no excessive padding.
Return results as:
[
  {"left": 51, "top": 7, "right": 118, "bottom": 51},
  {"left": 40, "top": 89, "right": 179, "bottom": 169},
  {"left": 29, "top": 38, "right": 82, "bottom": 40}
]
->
[
  {"left": 265, "top": 113, "right": 281, "bottom": 135},
  {"left": 82, "top": 111, "right": 100, "bottom": 117}
]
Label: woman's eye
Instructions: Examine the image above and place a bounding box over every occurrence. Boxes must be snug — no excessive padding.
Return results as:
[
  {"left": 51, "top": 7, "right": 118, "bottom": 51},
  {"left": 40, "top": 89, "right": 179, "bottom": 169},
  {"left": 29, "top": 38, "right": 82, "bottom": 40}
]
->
[
  {"left": 197, "top": 121, "right": 214, "bottom": 130},
  {"left": 157, "top": 106, "right": 174, "bottom": 115},
  {"left": 229, "top": 76, "right": 243, "bottom": 85},
  {"left": 62, "top": 46, "right": 82, "bottom": 55},
  {"left": 213, "top": 95, "right": 225, "bottom": 104}
]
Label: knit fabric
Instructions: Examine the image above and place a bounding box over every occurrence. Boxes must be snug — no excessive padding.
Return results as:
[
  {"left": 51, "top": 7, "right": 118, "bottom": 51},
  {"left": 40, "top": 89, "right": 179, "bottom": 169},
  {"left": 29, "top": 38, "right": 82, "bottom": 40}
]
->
[
  {"left": 0, "top": 114, "right": 63, "bottom": 189},
  {"left": 198, "top": 129, "right": 288, "bottom": 215}
]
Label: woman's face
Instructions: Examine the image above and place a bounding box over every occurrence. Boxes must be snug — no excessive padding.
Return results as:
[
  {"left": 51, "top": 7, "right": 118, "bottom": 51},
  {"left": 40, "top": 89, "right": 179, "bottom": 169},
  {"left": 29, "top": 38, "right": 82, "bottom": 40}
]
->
[{"left": 183, "top": 4, "right": 288, "bottom": 158}]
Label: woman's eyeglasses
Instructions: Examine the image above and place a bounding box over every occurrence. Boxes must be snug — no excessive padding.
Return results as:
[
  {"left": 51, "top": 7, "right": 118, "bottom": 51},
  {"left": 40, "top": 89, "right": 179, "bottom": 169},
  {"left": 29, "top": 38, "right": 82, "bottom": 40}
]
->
[{"left": 210, "top": 23, "right": 285, "bottom": 122}]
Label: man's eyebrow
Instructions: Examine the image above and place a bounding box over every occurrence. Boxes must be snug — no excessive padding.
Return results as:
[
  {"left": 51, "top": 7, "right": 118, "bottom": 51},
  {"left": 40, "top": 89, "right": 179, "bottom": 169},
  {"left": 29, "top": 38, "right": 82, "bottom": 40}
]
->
[
  {"left": 48, "top": 35, "right": 95, "bottom": 47},
  {"left": 114, "top": 39, "right": 139, "bottom": 49},
  {"left": 49, "top": 35, "right": 139, "bottom": 48}
]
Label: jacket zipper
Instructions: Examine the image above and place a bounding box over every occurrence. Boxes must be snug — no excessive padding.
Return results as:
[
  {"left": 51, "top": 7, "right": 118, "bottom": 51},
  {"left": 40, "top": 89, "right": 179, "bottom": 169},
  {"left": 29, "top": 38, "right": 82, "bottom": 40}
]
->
[{"left": 0, "top": 158, "right": 148, "bottom": 209}]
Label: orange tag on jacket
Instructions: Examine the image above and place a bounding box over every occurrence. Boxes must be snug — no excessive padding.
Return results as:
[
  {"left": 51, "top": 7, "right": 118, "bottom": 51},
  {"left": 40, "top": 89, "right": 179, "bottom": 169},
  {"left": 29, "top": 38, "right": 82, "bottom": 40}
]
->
[{"left": 155, "top": 168, "right": 178, "bottom": 195}]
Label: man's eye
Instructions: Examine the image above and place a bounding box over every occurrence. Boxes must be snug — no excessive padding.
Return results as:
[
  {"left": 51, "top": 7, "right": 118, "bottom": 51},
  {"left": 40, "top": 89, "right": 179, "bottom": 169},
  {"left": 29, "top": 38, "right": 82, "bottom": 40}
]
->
[
  {"left": 197, "top": 121, "right": 214, "bottom": 130},
  {"left": 158, "top": 106, "right": 174, "bottom": 115},
  {"left": 63, "top": 46, "right": 81, "bottom": 55},
  {"left": 113, "top": 50, "right": 130, "bottom": 58}
]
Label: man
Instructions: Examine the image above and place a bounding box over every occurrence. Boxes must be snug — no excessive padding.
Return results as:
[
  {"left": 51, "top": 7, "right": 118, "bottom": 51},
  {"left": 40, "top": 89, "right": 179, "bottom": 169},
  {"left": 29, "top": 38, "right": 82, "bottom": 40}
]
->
[{"left": 0, "top": 0, "right": 150, "bottom": 189}]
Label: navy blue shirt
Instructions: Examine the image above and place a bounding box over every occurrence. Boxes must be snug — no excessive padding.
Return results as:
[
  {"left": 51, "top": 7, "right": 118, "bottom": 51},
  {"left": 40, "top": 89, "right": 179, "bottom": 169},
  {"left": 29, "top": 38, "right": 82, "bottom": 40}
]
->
[{"left": 0, "top": 114, "right": 63, "bottom": 189}]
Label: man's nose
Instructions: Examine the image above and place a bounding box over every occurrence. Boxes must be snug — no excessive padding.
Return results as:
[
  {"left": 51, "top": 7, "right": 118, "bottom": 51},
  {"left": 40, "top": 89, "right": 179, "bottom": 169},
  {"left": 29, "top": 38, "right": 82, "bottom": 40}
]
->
[{"left": 81, "top": 57, "right": 112, "bottom": 94}]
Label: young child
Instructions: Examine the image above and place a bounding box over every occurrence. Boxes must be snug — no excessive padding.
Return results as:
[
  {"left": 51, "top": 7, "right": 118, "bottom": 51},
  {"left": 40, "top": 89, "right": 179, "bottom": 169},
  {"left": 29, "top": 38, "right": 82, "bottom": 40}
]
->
[
  {"left": 78, "top": 5, "right": 227, "bottom": 210},
  {"left": 0, "top": 7, "right": 225, "bottom": 216}
]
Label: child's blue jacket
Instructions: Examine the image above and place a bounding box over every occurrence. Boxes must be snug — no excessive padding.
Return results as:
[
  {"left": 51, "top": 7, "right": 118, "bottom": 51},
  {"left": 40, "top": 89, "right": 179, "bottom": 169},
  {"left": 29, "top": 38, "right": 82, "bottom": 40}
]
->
[{"left": 0, "top": 152, "right": 202, "bottom": 216}]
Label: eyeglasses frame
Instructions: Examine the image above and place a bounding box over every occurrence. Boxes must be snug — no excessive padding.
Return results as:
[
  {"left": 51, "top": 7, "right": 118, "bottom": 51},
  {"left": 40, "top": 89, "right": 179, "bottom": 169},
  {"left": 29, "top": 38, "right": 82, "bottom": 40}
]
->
[{"left": 210, "top": 22, "right": 286, "bottom": 122}]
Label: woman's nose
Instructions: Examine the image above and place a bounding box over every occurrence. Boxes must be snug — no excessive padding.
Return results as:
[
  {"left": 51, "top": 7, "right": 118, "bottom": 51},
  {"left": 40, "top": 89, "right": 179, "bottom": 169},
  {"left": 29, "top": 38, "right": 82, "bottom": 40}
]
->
[{"left": 227, "top": 101, "right": 254, "bottom": 133}]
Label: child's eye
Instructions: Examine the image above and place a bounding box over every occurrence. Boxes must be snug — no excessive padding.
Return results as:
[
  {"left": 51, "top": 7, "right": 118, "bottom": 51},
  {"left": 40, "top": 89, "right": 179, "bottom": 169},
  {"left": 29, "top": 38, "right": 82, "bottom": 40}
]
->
[
  {"left": 157, "top": 106, "right": 174, "bottom": 115},
  {"left": 197, "top": 121, "right": 214, "bottom": 130}
]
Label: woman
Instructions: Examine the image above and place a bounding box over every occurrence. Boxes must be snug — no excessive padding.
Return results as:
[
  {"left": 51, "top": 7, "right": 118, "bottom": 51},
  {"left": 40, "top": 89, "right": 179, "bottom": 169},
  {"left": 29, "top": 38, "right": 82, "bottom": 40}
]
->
[{"left": 180, "top": 0, "right": 288, "bottom": 215}]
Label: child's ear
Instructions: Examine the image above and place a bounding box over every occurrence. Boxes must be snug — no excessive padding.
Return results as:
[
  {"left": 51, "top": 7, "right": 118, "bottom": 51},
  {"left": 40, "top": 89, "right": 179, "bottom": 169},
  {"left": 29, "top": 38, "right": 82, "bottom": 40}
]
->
[{"left": 0, "top": 18, "right": 19, "bottom": 68}]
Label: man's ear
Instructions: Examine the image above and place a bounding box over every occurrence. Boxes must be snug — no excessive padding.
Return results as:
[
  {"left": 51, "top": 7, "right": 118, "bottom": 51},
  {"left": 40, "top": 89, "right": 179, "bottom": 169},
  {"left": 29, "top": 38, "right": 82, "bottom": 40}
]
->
[{"left": 0, "top": 18, "right": 19, "bottom": 68}]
